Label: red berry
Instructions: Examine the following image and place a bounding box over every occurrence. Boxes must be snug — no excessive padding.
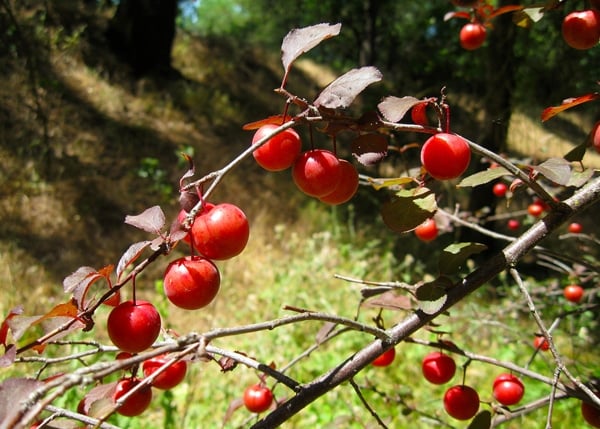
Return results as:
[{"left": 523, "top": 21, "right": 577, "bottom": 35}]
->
[
  {"left": 492, "top": 182, "right": 508, "bottom": 198},
  {"left": 243, "top": 384, "right": 274, "bottom": 413},
  {"left": 422, "top": 351, "right": 456, "bottom": 385},
  {"left": 372, "top": 347, "right": 396, "bottom": 367},
  {"left": 163, "top": 256, "right": 220, "bottom": 310},
  {"left": 591, "top": 121, "right": 600, "bottom": 154},
  {"left": 252, "top": 124, "right": 302, "bottom": 171},
  {"left": 563, "top": 284, "right": 584, "bottom": 303},
  {"left": 492, "top": 373, "right": 525, "bottom": 406},
  {"left": 582, "top": 398, "right": 600, "bottom": 428},
  {"left": 191, "top": 203, "right": 250, "bottom": 260},
  {"left": 568, "top": 222, "right": 583, "bottom": 234},
  {"left": 527, "top": 203, "right": 544, "bottom": 217},
  {"left": 562, "top": 10, "right": 600, "bottom": 50},
  {"left": 107, "top": 300, "right": 161, "bottom": 354},
  {"left": 443, "top": 385, "right": 480, "bottom": 420},
  {"left": 411, "top": 102, "right": 429, "bottom": 126},
  {"left": 414, "top": 218, "right": 439, "bottom": 242},
  {"left": 420, "top": 133, "right": 471, "bottom": 180},
  {"left": 292, "top": 149, "right": 342, "bottom": 197},
  {"left": 113, "top": 377, "right": 153, "bottom": 417},
  {"left": 534, "top": 336, "right": 550, "bottom": 351},
  {"left": 507, "top": 219, "right": 520, "bottom": 231},
  {"left": 319, "top": 159, "right": 359, "bottom": 205},
  {"left": 142, "top": 354, "right": 188, "bottom": 390},
  {"left": 460, "top": 23, "right": 487, "bottom": 50}
]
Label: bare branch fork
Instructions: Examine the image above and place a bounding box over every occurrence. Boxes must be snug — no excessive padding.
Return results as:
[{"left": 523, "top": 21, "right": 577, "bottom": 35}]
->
[{"left": 251, "top": 176, "right": 600, "bottom": 428}]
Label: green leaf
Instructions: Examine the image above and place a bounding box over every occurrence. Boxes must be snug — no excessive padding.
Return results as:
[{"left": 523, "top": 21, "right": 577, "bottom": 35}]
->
[
  {"left": 381, "top": 187, "right": 437, "bottom": 233},
  {"left": 368, "top": 176, "right": 415, "bottom": 191},
  {"left": 416, "top": 277, "right": 452, "bottom": 315},
  {"left": 439, "top": 242, "right": 487, "bottom": 275},
  {"left": 532, "top": 158, "right": 571, "bottom": 185},
  {"left": 567, "top": 168, "right": 594, "bottom": 188},
  {"left": 458, "top": 167, "right": 510, "bottom": 188},
  {"left": 467, "top": 410, "right": 492, "bottom": 429}
]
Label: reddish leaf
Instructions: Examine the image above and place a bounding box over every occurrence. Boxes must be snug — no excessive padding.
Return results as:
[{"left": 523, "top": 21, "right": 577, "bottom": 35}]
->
[
  {"left": 351, "top": 133, "right": 388, "bottom": 166},
  {"left": 444, "top": 11, "right": 472, "bottom": 21},
  {"left": 532, "top": 158, "right": 571, "bottom": 185},
  {"left": 179, "top": 153, "right": 195, "bottom": 189},
  {"left": 0, "top": 345, "right": 16, "bottom": 368},
  {"left": 7, "top": 315, "right": 43, "bottom": 341},
  {"left": 0, "top": 378, "right": 44, "bottom": 426},
  {"left": 314, "top": 66, "right": 383, "bottom": 110},
  {"left": 63, "top": 266, "right": 97, "bottom": 293},
  {"left": 125, "top": 205, "right": 166, "bottom": 234},
  {"left": 281, "top": 23, "right": 342, "bottom": 87},
  {"left": 0, "top": 306, "right": 23, "bottom": 347},
  {"left": 81, "top": 381, "right": 118, "bottom": 417},
  {"left": 242, "top": 115, "right": 293, "bottom": 131},
  {"left": 116, "top": 241, "right": 152, "bottom": 281},
  {"left": 378, "top": 96, "right": 422, "bottom": 123},
  {"left": 541, "top": 93, "right": 600, "bottom": 122}
]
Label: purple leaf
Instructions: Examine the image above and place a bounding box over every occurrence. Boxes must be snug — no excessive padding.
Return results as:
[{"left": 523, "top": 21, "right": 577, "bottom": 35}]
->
[
  {"left": 0, "top": 345, "right": 16, "bottom": 368},
  {"left": 532, "top": 158, "right": 571, "bottom": 185},
  {"left": 63, "top": 266, "right": 97, "bottom": 293},
  {"left": 125, "top": 205, "right": 165, "bottom": 234},
  {"left": 116, "top": 241, "right": 152, "bottom": 281},
  {"left": 351, "top": 134, "right": 388, "bottom": 166},
  {"left": 0, "top": 378, "right": 44, "bottom": 426},
  {"left": 314, "top": 66, "right": 383, "bottom": 110},
  {"left": 378, "top": 96, "right": 422, "bottom": 123},
  {"left": 281, "top": 23, "right": 341, "bottom": 87}
]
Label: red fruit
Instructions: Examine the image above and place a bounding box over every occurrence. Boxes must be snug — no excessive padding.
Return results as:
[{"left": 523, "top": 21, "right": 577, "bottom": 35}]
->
[
  {"left": 492, "top": 182, "right": 508, "bottom": 198},
  {"left": 420, "top": 133, "right": 471, "bottom": 180},
  {"left": 527, "top": 203, "right": 544, "bottom": 217},
  {"left": 568, "top": 222, "right": 583, "bottom": 233},
  {"left": 561, "top": 10, "right": 600, "bottom": 50},
  {"left": 292, "top": 149, "right": 342, "bottom": 197},
  {"left": 107, "top": 300, "right": 161, "bottom": 353},
  {"left": 414, "top": 218, "right": 439, "bottom": 242},
  {"left": 443, "top": 385, "right": 480, "bottom": 420},
  {"left": 142, "top": 354, "right": 188, "bottom": 390},
  {"left": 243, "top": 384, "right": 274, "bottom": 413},
  {"left": 460, "top": 23, "right": 487, "bottom": 50},
  {"left": 113, "top": 377, "right": 153, "bottom": 417},
  {"left": 534, "top": 336, "right": 550, "bottom": 351},
  {"left": 163, "top": 256, "right": 220, "bottom": 310},
  {"left": 582, "top": 398, "right": 600, "bottom": 428},
  {"left": 191, "top": 203, "right": 250, "bottom": 260},
  {"left": 372, "top": 347, "right": 396, "bottom": 367},
  {"left": 252, "top": 124, "right": 302, "bottom": 171},
  {"left": 507, "top": 219, "right": 520, "bottom": 231},
  {"left": 492, "top": 373, "right": 525, "bottom": 406},
  {"left": 591, "top": 121, "right": 600, "bottom": 153},
  {"left": 411, "top": 102, "right": 429, "bottom": 126},
  {"left": 563, "top": 284, "right": 584, "bottom": 303},
  {"left": 422, "top": 351, "right": 456, "bottom": 385},
  {"left": 319, "top": 159, "right": 359, "bottom": 205}
]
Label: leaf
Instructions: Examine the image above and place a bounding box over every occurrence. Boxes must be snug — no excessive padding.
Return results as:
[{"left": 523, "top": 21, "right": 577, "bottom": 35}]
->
[
  {"left": 458, "top": 167, "right": 510, "bottom": 187},
  {"left": 35, "top": 300, "right": 79, "bottom": 323},
  {"left": 125, "top": 205, "right": 166, "bottom": 234},
  {"left": 351, "top": 133, "right": 388, "bottom": 165},
  {"left": 116, "top": 241, "right": 152, "bottom": 281},
  {"left": 242, "top": 115, "right": 293, "bottom": 131},
  {"left": 541, "top": 93, "right": 600, "bottom": 122},
  {"left": 281, "top": 23, "right": 341, "bottom": 87},
  {"left": 532, "top": 158, "right": 571, "bottom": 185},
  {"left": 368, "top": 176, "right": 415, "bottom": 191},
  {"left": 362, "top": 290, "right": 413, "bottom": 311},
  {"left": 0, "top": 306, "right": 23, "bottom": 347},
  {"left": 81, "top": 381, "right": 118, "bottom": 418},
  {"left": 513, "top": 7, "right": 544, "bottom": 27},
  {"left": 563, "top": 141, "right": 588, "bottom": 163},
  {"left": 381, "top": 187, "right": 437, "bottom": 233},
  {"left": 316, "top": 322, "right": 337, "bottom": 344},
  {"left": 223, "top": 397, "right": 244, "bottom": 426},
  {"left": 467, "top": 410, "right": 492, "bottom": 429},
  {"left": 439, "top": 242, "right": 487, "bottom": 275},
  {"left": 63, "top": 266, "right": 97, "bottom": 293},
  {"left": 314, "top": 66, "right": 383, "bottom": 110},
  {"left": 0, "top": 378, "right": 44, "bottom": 426},
  {"left": 416, "top": 278, "right": 452, "bottom": 315},
  {"left": 567, "top": 168, "right": 594, "bottom": 188},
  {"left": 377, "top": 96, "right": 421, "bottom": 123},
  {"left": 0, "top": 345, "right": 16, "bottom": 368},
  {"left": 444, "top": 11, "right": 472, "bottom": 21},
  {"left": 178, "top": 153, "right": 196, "bottom": 189}
]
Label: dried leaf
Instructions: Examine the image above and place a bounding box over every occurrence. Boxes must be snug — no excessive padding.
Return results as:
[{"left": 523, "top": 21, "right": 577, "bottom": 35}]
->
[
  {"left": 125, "top": 205, "right": 166, "bottom": 234},
  {"left": 316, "top": 322, "right": 337, "bottom": 344},
  {"left": 0, "top": 378, "right": 44, "bottom": 426},
  {"left": 378, "top": 96, "right": 421, "bottom": 123},
  {"left": 532, "top": 158, "right": 571, "bottom": 185},
  {"left": 351, "top": 133, "right": 388, "bottom": 166},
  {"left": 314, "top": 66, "right": 383, "bottom": 110},
  {"left": 458, "top": 167, "right": 510, "bottom": 187},
  {"left": 281, "top": 23, "right": 341, "bottom": 87},
  {"left": 116, "top": 241, "right": 152, "bottom": 281}
]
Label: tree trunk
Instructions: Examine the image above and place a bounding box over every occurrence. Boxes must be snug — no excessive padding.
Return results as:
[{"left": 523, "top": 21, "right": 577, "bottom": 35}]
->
[{"left": 106, "top": 0, "right": 177, "bottom": 77}]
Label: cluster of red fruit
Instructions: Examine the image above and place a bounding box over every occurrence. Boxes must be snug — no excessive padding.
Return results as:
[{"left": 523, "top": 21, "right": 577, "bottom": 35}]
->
[
  {"left": 252, "top": 124, "right": 359, "bottom": 205},
  {"left": 109, "top": 353, "right": 188, "bottom": 417}
]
